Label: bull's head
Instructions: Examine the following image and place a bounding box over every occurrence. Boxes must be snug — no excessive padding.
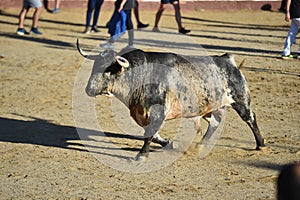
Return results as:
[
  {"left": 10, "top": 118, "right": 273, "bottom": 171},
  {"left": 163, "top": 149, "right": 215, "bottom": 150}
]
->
[{"left": 76, "top": 39, "right": 129, "bottom": 97}]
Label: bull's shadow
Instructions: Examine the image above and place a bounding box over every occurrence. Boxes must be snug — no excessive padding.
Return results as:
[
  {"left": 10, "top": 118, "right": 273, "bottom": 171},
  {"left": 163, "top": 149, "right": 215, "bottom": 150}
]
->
[{"left": 0, "top": 115, "right": 143, "bottom": 153}]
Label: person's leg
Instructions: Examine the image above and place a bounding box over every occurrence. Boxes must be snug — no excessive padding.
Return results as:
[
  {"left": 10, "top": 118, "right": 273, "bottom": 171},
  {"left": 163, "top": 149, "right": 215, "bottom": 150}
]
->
[
  {"left": 55, "top": 0, "right": 60, "bottom": 9},
  {"left": 17, "top": 5, "right": 31, "bottom": 35},
  {"left": 154, "top": 3, "right": 167, "bottom": 28},
  {"left": 282, "top": 19, "right": 299, "bottom": 56},
  {"left": 86, "top": 0, "right": 95, "bottom": 28},
  {"left": 30, "top": 6, "right": 43, "bottom": 34},
  {"left": 18, "top": 7, "right": 29, "bottom": 29},
  {"left": 172, "top": 0, "right": 190, "bottom": 33},
  {"left": 125, "top": 10, "right": 134, "bottom": 46},
  {"left": 134, "top": 0, "right": 149, "bottom": 28},
  {"left": 92, "top": 0, "right": 104, "bottom": 28},
  {"left": 134, "top": 0, "right": 141, "bottom": 24},
  {"left": 172, "top": 1, "right": 182, "bottom": 29},
  {"left": 32, "top": 7, "right": 42, "bottom": 28},
  {"left": 294, "top": 18, "right": 300, "bottom": 54},
  {"left": 53, "top": 0, "right": 60, "bottom": 13}
]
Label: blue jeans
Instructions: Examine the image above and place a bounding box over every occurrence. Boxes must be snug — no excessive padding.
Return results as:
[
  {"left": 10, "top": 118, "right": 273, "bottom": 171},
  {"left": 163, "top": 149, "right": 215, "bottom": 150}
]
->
[
  {"left": 282, "top": 18, "right": 300, "bottom": 56},
  {"left": 86, "top": 0, "right": 104, "bottom": 27},
  {"left": 109, "top": 9, "right": 134, "bottom": 45}
]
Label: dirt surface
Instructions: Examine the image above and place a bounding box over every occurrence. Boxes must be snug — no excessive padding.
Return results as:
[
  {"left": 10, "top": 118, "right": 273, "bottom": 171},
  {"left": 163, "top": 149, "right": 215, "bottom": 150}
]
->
[{"left": 0, "top": 8, "right": 299, "bottom": 199}]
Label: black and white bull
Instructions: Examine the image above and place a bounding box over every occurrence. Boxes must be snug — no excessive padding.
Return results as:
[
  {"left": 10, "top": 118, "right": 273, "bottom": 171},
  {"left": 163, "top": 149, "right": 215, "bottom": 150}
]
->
[{"left": 77, "top": 40, "right": 265, "bottom": 160}]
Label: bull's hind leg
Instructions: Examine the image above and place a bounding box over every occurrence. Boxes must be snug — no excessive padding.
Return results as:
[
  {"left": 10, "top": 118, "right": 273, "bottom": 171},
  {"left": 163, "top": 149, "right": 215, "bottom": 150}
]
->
[
  {"left": 231, "top": 102, "right": 265, "bottom": 149},
  {"left": 135, "top": 105, "right": 167, "bottom": 161},
  {"left": 203, "top": 107, "right": 226, "bottom": 142},
  {"left": 198, "top": 107, "right": 226, "bottom": 158}
]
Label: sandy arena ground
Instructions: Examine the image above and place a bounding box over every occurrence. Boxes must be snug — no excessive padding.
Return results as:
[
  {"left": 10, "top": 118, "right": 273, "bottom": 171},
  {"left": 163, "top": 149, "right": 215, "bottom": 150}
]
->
[{"left": 0, "top": 7, "right": 299, "bottom": 199}]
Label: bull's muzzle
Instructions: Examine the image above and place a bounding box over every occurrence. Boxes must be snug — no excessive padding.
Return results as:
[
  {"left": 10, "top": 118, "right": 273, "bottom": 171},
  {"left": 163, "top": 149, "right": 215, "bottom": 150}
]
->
[{"left": 85, "top": 87, "right": 99, "bottom": 97}]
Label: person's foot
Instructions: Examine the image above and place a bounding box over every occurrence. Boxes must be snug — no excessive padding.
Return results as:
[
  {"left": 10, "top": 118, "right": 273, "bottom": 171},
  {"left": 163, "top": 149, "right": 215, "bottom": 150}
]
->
[
  {"left": 91, "top": 26, "right": 101, "bottom": 33},
  {"left": 83, "top": 27, "right": 90, "bottom": 34},
  {"left": 53, "top": 8, "right": 59, "bottom": 13},
  {"left": 179, "top": 27, "right": 190, "bottom": 34},
  {"left": 100, "top": 42, "right": 115, "bottom": 49},
  {"left": 281, "top": 54, "right": 297, "bottom": 60},
  {"left": 31, "top": 27, "right": 42, "bottom": 35},
  {"left": 152, "top": 27, "right": 160, "bottom": 32},
  {"left": 16, "top": 28, "right": 29, "bottom": 35},
  {"left": 137, "top": 22, "right": 149, "bottom": 29}
]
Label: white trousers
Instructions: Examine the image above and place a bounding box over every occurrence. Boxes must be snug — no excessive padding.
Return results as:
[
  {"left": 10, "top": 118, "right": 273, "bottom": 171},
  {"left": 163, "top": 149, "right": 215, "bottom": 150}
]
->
[{"left": 282, "top": 18, "right": 300, "bottom": 56}]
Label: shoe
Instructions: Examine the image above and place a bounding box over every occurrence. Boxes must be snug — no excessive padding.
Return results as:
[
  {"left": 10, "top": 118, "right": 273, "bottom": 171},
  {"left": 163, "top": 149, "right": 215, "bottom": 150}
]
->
[
  {"left": 91, "top": 26, "right": 101, "bottom": 33},
  {"left": 137, "top": 23, "right": 149, "bottom": 29},
  {"left": 100, "top": 42, "right": 115, "bottom": 49},
  {"left": 31, "top": 27, "right": 42, "bottom": 35},
  {"left": 152, "top": 27, "right": 160, "bottom": 32},
  {"left": 281, "top": 54, "right": 297, "bottom": 59},
  {"left": 16, "top": 28, "right": 29, "bottom": 35},
  {"left": 83, "top": 27, "right": 90, "bottom": 34},
  {"left": 53, "top": 8, "right": 59, "bottom": 13},
  {"left": 179, "top": 27, "right": 190, "bottom": 34}
]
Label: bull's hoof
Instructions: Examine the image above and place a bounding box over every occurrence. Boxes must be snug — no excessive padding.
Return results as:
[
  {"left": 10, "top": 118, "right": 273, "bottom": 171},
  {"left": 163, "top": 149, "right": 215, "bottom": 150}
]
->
[
  {"left": 134, "top": 153, "right": 149, "bottom": 162},
  {"left": 164, "top": 141, "right": 174, "bottom": 149},
  {"left": 160, "top": 139, "right": 170, "bottom": 147},
  {"left": 256, "top": 145, "right": 267, "bottom": 151},
  {"left": 152, "top": 137, "right": 170, "bottom": 147}
]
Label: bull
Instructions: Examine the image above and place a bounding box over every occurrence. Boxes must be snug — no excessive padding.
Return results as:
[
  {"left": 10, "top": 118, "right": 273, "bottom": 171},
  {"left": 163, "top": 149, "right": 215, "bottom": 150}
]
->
[{"left": 76, "top": 39, "right": 265, "bottom": 160}]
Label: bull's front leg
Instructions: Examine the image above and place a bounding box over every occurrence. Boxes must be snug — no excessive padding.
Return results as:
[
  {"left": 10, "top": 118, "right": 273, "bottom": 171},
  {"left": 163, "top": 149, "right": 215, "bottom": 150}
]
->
[
  {"left": 137, "top": 136, "right": 153, "bottom": 160},
  {"left": 135, "top": 104, "right": 166, "bottom": 161},
  {"left": 152, "top": 133, "right": 170, "bottom": 147}
]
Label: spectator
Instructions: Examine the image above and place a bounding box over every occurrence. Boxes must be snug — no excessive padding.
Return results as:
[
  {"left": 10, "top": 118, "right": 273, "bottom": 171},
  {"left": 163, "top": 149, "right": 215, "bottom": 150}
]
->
[
  {"left": 152, "top": 0, "right": 190, "bottom": 34},
  {"left": 281, "top": 0, "right": 300, "bottom": 59},
  {"left": 106, "top": 0, "right": 149, "bottom": 29},
  {"left": 100, "top": 0, "right": 135, "bottom": 49},
  {"left": 43, "top": 0, "right": 60, "bottom": 13},
  {"left": 53, "top": 0, "right": 60, "bottom": 13},
  {"left": 84, "top": 0, "right": 104, "bottom": 34},
  {"left": 134, "top": 0, "right": 149, "bottom": 28},
  {"left": 17, "top": 0, "right": 43, "bottom": 35}
]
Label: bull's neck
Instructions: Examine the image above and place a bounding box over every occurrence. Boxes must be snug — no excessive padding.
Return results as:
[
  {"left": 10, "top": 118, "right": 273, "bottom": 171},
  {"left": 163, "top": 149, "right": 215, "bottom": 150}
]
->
[{"left": 110, "top": 77, "right": 131, "bottom": 107}]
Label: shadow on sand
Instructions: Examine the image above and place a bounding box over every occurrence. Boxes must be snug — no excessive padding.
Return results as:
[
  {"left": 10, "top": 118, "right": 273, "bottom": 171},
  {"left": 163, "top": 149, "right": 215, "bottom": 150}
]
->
[{"left": 0, "top": 115, "right": 143, "bottom": 153}]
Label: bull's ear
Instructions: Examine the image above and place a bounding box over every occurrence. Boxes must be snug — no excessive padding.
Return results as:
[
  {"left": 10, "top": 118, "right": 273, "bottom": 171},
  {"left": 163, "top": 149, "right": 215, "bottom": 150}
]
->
[{"left": 115, "top": 56, "right": 129, "bottom": 70}]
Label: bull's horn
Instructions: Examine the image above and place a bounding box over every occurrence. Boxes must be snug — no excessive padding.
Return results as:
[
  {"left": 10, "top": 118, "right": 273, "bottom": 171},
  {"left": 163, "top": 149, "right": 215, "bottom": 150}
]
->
[
  {"left": 115, "top": 56, "right": 129, "bottom": 68},
  {"left": 76, "top": 38, "right": 90, "bottom": 58}
]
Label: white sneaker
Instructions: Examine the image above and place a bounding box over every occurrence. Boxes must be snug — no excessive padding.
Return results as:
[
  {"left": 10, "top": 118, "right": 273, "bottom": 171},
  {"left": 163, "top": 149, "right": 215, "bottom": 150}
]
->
[{"left": 100, "top": 42, "right": 115, "bottom": 49}]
